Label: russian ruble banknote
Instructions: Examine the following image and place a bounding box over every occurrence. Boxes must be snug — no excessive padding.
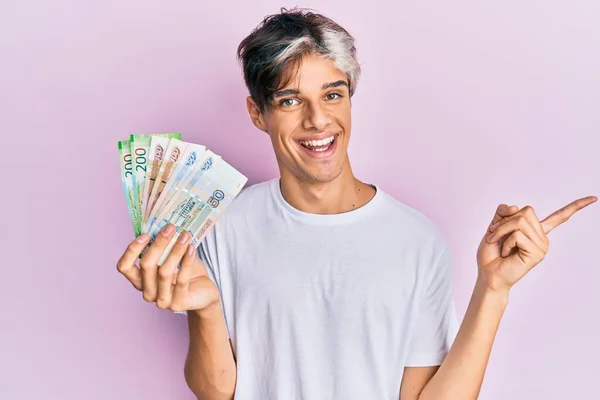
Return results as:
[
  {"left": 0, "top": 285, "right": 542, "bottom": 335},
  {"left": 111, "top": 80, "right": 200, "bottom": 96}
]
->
[
  {"left": 145, "top": 138, "right": 188, "bottom": 223},
  {"left": 117, "top": 133, "right": 247, "bottom": 263},
  {"left": 145, "top": 150, "right": 221, "bottom": 240},
  {"left": 147, "top": 152, "right": 230, "bottom": 239},
  {"left": 156, "top": 155, "right": 248, "bottom": 265},
  {"left": 141, "top": 136, "right": 171, "bottom": 221},
  {"left": 118, "top": 140, "right": 141, "bottom": 236},
  {"left": 130, "top": 133, "right": 181, "bottom": 235},
  {"left": 144, "top": 145, "right": 212, "bottom": 233}
]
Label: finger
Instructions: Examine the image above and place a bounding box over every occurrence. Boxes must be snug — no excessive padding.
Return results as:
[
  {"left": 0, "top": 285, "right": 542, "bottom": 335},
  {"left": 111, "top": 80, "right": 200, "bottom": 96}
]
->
[
  {"left": 541, "top": 196, "right": 598, "bottom": 234},
  {"left": 170, "top": 244, "right": 197, "bottom": 311},
  {"left": 175, "top": 244, "right": 206, "bottom": 283},
  {"left": 116, "top": 234, "right": 149, "bottom": 291},
  {"left": 488, "top": 214, "right": 547, "bottom": 253},
  {"left": 140, "top": 223, "right": 177, "bottom": 302},
  {"left": 502, "top": 230, "right": 545, "bottom": 264},
  {"left": 171, "top": 245, "right": 215, "bottom": 312},
  {"left": 491, "top": 206, "right": 548, "bottom": 249},
  {"left": 489, "top": 204, "right": 519, "bottom": 232},
  {"left": 495, "top": 204, "right": 520, "bottom": 220},
  {"left": 520, "top": 206, "right": 547, "bottom": 247},
  {"left": 156, "top": 231, "right": 192, "bottom": 309}
]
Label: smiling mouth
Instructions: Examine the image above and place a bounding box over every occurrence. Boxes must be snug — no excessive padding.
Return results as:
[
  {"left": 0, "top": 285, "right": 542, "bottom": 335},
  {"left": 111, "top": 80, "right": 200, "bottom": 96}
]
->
[{"left": 297, "top": 134, "right": 338, "bottom": 152}]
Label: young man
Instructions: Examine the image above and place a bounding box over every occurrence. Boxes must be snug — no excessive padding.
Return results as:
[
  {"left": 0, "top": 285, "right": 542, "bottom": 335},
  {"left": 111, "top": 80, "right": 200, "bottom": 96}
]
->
[{"left": 116, "top": 8, "right": 596, "bottom": 400}]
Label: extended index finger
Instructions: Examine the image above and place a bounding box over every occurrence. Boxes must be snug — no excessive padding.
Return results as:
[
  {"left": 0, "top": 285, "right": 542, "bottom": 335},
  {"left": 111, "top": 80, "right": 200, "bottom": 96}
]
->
[
  {"left": 541, "top": 196, "right": 598, "bottom": 234},
  {"left": 116, "top": 234, "right": 149, "bottom": 290}
]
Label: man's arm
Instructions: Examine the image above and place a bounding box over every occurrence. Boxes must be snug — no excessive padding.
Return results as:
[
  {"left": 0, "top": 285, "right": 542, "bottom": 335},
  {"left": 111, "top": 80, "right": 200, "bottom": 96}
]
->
[
  {"left": 399, "top": 366, "right": 438, "bottom": 399},
  {"left": 413, "top": 279, "right": 507, "bottom": 400},
  {"left": 401, "top": 198, "right": 596, "bottom": 399},
  {"left": 184, "top": 303, "right": 237, "bottom": 400}
]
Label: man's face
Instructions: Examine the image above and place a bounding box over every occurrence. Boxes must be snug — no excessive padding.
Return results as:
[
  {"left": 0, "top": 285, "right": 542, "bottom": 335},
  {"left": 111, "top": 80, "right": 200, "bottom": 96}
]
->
[{"left": 248, "top": 53, "right": 352, "bottom": 184}]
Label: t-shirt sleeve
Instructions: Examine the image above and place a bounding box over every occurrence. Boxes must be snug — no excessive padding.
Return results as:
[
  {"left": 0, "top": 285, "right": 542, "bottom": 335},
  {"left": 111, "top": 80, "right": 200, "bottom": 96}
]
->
[{"left": 405, "top": 246, "right": 459, "bottom": 367}]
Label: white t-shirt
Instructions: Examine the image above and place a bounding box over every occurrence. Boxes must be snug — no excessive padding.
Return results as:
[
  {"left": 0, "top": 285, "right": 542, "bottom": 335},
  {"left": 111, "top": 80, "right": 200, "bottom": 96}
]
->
[{"left": 196, "top": 178, "right": 458, "bottom": 400}]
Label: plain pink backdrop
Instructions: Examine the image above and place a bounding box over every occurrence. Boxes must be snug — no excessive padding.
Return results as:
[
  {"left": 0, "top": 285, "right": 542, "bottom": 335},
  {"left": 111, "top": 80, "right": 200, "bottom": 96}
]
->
[{"left": 2, "top": 1, "right": 598, "bottom": 399}]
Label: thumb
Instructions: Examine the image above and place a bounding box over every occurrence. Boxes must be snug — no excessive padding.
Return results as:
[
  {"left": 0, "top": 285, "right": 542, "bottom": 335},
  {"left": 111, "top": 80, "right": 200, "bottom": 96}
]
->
[{"left": 489, "top": 204, "right": 519, "bottom": 230}]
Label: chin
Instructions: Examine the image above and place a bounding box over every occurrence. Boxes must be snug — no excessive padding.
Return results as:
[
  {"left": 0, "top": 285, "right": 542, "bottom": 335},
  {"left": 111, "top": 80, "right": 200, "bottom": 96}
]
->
[{"left": 298, "top": 165, "right": 344, "bottom": 183}]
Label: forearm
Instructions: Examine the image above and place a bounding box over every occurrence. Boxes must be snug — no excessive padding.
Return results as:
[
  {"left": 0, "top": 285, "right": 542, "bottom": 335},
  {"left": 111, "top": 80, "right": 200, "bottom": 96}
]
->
[
  {"left": 184, "top": 303, "right": 237, "bottom": 400},
  {"left": 418, "top": 278, "right": 509, "bottom": 400}
]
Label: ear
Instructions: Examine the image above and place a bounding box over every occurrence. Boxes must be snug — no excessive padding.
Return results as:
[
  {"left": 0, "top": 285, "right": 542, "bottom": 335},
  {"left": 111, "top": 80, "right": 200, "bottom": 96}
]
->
[{"left": 246, "top": 96, "right": 268, "bottom": 133}]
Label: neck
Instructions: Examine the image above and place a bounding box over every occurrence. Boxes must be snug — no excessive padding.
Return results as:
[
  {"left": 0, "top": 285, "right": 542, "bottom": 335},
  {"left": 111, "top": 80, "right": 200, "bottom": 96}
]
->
[{"left": 279, "top": 165, "right": 376, "bottom": 215}]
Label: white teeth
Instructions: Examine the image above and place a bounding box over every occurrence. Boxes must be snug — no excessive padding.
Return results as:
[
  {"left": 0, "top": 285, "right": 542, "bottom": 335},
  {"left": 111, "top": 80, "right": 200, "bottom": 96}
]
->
[{"left": 299, "top": 135, "right": 335, "bottom": 147}]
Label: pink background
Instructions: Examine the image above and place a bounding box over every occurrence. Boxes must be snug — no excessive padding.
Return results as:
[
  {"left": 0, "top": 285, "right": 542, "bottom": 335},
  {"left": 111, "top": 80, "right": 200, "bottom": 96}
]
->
[{"left": 2, "top": 1, "right": 598, "bottom": 398}]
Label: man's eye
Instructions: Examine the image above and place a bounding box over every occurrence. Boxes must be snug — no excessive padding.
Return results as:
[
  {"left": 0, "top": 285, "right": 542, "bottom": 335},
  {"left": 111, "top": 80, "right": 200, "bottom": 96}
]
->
[
  {"left": 280, "top": 98, "right": 298, "bottom": 107},
  {"left": 326, "top": 93, "right": 342, "bottom": 100}
]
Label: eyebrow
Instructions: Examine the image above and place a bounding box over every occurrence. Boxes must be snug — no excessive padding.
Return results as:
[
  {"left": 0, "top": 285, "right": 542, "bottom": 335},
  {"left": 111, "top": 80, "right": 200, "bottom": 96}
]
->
[{"left": 273, "top": 80, "right": 348, "bottom": 98}]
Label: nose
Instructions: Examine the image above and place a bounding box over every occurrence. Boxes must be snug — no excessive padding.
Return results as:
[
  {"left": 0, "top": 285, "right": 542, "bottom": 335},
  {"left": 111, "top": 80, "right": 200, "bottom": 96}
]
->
[{"left": 302, "top": 101, "right": 332, "bottom": 131}]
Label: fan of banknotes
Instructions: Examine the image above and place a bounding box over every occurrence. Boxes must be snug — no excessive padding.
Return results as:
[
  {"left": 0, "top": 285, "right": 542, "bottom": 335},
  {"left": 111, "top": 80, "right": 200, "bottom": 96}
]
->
[{"left": 118, "top": 133, "right": 248, "bottom": 263}]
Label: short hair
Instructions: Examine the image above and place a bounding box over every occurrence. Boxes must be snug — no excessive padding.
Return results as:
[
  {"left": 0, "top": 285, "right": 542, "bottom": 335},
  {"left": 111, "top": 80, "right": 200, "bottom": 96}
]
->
[{"left": 237, "top": 7, "right": 361, "bottom": 113}]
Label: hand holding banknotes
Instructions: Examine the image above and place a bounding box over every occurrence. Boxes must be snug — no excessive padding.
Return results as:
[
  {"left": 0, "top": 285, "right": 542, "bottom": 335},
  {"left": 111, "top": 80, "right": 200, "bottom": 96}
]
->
[
  {"left": 117, "top": 133, "right": 247, "bottom": 312},
  {"left": 117, "top": 223, "right": 220, "bottom": 312}
]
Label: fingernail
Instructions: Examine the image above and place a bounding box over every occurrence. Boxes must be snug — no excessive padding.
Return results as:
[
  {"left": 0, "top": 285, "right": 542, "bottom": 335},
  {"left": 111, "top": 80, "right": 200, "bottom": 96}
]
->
[
  {"left": 490, "top": 221, "right": 499, "bottom": 231},
  {"left": 178, "top": 231, "right": 191, "bottom": 244},
  {"left": 487, "top": 233, "right": 495, "bottom": 242},
  {"left": 136, "top": 234, "right": 149, "bottom": 243},
  {"left": 161, "top": 224, "right": 175, "bottom": 236},
  {"left": 187, "top": 245, "right": 195, "bottom": 256}
]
